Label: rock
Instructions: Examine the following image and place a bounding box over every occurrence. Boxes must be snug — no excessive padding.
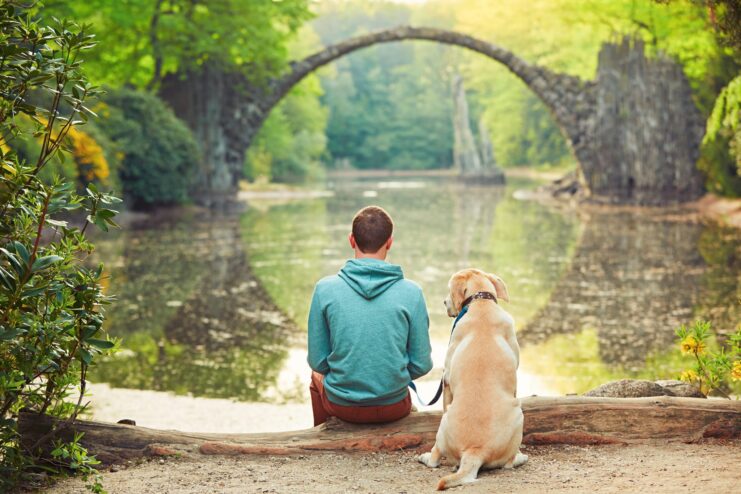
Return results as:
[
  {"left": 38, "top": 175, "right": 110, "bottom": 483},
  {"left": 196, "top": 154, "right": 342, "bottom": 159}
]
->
[
  {"left": 583, "top": 379, "right": 674, "bottom": 398},
  {"left": 654, "top": 380, "right": 705, "bottom": 398},
  {"left": 117, "top": 419, "right": 136, "bottom": 426}
]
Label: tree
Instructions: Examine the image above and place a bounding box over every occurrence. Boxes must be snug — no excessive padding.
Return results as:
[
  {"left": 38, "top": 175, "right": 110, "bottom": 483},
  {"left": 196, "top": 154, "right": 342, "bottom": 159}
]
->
[
  {"left": 39, "top": 0, "right": 314, "bottom": 90},
  {"left": 313, "top": 0, "right": 455, "bottom": 170},
  {"left": 1, "top": 3, "right": 119, "bottom": 489}
]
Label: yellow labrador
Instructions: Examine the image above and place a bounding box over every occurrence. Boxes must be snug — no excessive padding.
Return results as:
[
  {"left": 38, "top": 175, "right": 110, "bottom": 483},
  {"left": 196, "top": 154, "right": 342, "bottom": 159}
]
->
[{"left": 418, "top": 268, "right": 527, "bottom": 490}]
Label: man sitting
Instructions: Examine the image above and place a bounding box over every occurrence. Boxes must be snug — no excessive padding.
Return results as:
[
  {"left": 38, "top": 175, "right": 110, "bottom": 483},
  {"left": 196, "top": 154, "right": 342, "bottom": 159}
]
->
[{"left": 307, "top": 205, "right": 433, "bottom": 426}]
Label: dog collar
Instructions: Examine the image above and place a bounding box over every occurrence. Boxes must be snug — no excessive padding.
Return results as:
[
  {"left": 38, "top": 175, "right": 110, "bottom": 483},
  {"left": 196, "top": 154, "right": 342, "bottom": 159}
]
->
[{"left": 461, "top": 291, "right": 498, "bottom": 308}]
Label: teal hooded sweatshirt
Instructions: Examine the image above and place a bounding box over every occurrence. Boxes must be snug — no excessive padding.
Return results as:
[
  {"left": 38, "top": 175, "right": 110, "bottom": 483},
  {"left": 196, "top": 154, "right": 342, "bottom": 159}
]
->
[{"left": 307, "top": 258, "right": 433, "bottom": 406}]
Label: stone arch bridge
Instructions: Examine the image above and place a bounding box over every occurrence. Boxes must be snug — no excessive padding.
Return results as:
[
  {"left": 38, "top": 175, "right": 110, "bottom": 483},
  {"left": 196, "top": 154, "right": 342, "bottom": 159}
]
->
[{"left": 161, "top": 26, "right": 704, "bottom": 206}]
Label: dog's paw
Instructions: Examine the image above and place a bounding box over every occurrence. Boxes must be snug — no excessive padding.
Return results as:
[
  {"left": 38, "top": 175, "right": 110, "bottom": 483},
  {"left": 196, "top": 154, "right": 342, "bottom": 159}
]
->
[
  {"left": 514, "top": 452, "right": 528, "bottom": 467},
  {"left": 504, "top": 452, "right": 528, "bottom": 469},
  {"left": 417, "top": 452, "right": 440, "bottom": 468}
]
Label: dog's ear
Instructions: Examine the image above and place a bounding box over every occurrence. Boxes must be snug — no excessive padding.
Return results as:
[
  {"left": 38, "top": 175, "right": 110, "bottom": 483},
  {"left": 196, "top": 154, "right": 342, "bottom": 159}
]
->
[
  {"left": 450, "top": 273, "right": 469, "bottom": 312},
  {"left": 486, "top": 273, "right": 510, "bottom": 303}
]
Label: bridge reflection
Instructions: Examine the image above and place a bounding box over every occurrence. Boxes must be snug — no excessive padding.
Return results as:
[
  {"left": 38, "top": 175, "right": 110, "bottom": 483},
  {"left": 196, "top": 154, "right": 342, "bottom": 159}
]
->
[{"left": 519, "top": 210, "right": 739, "bottom": 372}]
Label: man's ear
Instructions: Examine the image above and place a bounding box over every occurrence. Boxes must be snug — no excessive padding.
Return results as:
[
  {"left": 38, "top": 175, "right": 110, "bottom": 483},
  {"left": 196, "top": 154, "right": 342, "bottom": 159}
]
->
[
  {"left": 385, "top": 236, "right": 393, "bottom": 251},
  {"left": 349, "top": 233, "right": 356, "bottom": 250},
  {"left": 486, "top": 273, "right": 510, "bottom": 303}
]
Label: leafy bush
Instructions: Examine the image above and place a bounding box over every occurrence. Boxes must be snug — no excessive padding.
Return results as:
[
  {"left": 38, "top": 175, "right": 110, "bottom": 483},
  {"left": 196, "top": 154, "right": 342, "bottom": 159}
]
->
[
  {"left": 5, "top": 114, "right": 118, "bottom": 193},
  {"left": 244, "top": 42, "right": 328, "bottom": 184},
  {"left": 1, "top": 4, "right": 118, "bottom": 489},
  {"left": 676, "top": 320, "right": 741, "bottom": 398},
  {"left": 700, "top": 75, "right": 741, "bottom": 197},
  {"left": 95, "top": 88, "right": 199, "bottom": 209}
]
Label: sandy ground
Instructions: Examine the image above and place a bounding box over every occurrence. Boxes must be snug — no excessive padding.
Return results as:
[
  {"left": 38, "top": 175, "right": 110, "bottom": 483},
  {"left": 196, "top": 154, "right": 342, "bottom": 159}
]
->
[
  {"left": 45, "top": 440, "right": 740, "bottom": 494},
  {"left": 82, "top": 383, "right": 315, "bottom": 433}
]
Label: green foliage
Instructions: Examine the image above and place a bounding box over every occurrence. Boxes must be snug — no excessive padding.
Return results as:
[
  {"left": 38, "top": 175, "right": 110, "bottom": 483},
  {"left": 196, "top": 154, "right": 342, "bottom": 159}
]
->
[
  {"left": 0, "top": 3, "right": 118, "bottom": 489},
  {"left": 245, "top": 27, "right": 328, "bottom": 183},
  {"left": 5, "top": 115, "right": 120, "bottom": 194},
  {"left": 675, "top": 320, "right": 741, "bottom": 398},
  {"left": 651, "top": 1, "right": 741, "bottom": 197},
  {"left": 313, "top": 0, "right": 738, "bottom": 174},
  {"left": 51, "top": 433, "right": 104, "bottom": 493},
  {"left": 313, "top": 1, "right": 454, "bottom": 170},
  {"left": 701, "top": 74, "right": 741, "bottom": 196},
  {"left": 95, "top": 88, "right": 199, "bottom": 209},
  {"left": 38, "top": 0, "right": 314, "bottom": 89},
  {"left": 453, "top": 0, "right": 735, "bottom": 168}
]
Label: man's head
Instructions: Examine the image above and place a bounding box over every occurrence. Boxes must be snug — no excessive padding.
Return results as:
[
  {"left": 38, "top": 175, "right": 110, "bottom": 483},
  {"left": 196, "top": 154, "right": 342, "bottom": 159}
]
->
[{"left": 349, "top": 206, "right": 394, "bottom": 259}]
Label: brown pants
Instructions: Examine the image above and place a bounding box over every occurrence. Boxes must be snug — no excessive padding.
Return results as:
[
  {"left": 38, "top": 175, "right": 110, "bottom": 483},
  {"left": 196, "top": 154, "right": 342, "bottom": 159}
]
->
[{"left": 309, "top": 371, "right": 412, "bottom": 427}]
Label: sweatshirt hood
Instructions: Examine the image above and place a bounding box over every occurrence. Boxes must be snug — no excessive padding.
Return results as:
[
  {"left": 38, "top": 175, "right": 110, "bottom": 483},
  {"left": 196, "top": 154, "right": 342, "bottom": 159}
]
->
[{"left": 338, "top": 258, "right": 404, "bottom": 299}]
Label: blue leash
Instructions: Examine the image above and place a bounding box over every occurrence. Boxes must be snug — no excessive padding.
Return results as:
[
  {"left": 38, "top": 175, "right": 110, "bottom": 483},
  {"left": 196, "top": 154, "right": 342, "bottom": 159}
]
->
[{"left": 409, "top": 304, "right": 470, "bottom": 406}]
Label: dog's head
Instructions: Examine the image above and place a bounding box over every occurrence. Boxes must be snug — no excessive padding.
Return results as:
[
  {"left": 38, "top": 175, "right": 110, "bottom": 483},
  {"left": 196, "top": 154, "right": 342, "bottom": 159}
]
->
[{"left": 444, "top": 268, "right": 509, "bottom": 317}]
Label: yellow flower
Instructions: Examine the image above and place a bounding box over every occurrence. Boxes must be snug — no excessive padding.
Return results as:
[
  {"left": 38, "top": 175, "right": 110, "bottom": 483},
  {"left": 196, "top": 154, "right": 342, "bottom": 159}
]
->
[
  {"left": 679, "top": 369, "right": 698, "bottom": 382},
  {"left": 695, "top": 339, "right": 706, "bottom": 355},
  {"left": 732, "top": 361, "right": 741, "bottom": 382},
  {"left": 680, "top": 336, "right": 698, "bottom": 354}
]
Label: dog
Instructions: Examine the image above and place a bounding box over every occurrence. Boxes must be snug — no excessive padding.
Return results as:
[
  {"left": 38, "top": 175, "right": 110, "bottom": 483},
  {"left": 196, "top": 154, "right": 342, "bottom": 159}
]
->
[{"left": 418, "top": 268, "right": 527, "bottom": 490}]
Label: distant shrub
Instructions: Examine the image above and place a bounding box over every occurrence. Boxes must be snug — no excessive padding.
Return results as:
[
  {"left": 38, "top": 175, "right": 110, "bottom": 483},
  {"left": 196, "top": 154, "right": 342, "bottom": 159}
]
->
[
  {"left": 700, "top": 75, "right": 741, "bottom": 198},
  {"left": 699, "top": 137, "right": 741, "bottom": 197},
  {"left": 96, "top": 88, "right": 199, "bottom": 209},
  {"left": 4, "top": 115, "right": 117, "bottom": 192}
]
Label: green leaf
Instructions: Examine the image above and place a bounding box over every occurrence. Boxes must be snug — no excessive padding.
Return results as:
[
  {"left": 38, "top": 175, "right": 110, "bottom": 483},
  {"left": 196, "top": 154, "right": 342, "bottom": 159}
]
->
[
  {"left": 46, "top": 218, "right": 69, "bottom": 228},
  {"left": 0, "top": 328, "right": 22, "bottom": 340},
  {"left": 31, "top": 255, "right": 64, "bottom": 272},
  {"left": 20, "top": 285, "right": 49, "bottom": 299},
  {"left": 92, "top": 215, "right": 109, "bottom": 232},
  {"left": 86, "top": 338, "right": 114, "bottom": 350},
  {"left": 0, "top": 266, "right": 16, "bottom": 291},
  {"left": 12, "top": 241, "right": 30, "bottom": 264},
  {"left": 77, "top": 348, "right": 93, "bottom": 365},
  {"left": 0, "top": 248, "right": 25, "bottom": 277}
]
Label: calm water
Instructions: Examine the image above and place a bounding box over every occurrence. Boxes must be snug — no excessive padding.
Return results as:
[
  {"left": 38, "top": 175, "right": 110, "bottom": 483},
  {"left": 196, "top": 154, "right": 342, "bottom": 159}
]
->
[{"left": 89, "top": 176, "right": 740, "bottom": 404}]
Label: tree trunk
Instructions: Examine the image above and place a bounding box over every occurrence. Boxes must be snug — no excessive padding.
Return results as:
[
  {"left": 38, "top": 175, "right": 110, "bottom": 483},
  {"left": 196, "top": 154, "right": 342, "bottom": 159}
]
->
[{"left": 19, "top": 396, "right": 740, "bottom": 465}]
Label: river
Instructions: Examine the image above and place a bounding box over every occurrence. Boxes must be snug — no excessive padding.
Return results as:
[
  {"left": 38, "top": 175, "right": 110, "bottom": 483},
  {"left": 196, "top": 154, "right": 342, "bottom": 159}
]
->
[{"left": 85, "top": 175, "right": 740, "bottom": 432}]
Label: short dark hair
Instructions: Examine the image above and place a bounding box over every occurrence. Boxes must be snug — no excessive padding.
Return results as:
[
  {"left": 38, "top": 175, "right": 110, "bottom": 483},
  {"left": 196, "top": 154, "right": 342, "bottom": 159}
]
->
[{"left": 352, "top": 206, "right": 393, "bottom": 253}]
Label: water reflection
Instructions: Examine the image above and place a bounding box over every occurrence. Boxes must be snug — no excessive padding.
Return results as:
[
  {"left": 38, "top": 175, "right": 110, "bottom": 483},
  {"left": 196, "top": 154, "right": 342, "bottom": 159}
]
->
[
  {"left": 89, "top": 178, "right": 740, "bottom": 401},
  {"left": 90, "top": 210, "right": 300, "bottom": 401},
  {"left": 519, "top": 210, "right": 740, "bottom": 393},
  {"left": 242, "top": 178, "right": 581, "bottom": 341}
]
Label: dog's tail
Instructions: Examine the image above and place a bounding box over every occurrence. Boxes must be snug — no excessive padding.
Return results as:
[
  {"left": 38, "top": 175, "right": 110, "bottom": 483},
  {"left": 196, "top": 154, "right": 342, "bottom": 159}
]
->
[{"left": 437, "top": 453, "right": 483, "bottom": 491}]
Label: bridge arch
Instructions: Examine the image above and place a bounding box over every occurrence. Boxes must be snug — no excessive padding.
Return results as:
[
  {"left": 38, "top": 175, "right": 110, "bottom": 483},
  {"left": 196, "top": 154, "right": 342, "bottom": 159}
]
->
[
  {"left": 161, "top": 27, "right": 703, "bottom": 206},
  {"left": 261, "top": 26, "right": 595, "bottom": 167}
]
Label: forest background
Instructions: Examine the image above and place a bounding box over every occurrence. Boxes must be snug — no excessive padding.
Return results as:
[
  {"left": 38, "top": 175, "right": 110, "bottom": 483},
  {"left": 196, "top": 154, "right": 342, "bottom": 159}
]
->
[{"left": 12, "top": 0, "right": 740, "bottom": 206}]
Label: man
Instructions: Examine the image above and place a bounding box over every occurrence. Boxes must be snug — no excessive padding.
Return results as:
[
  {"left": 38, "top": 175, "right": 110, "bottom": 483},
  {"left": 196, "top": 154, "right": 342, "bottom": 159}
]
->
[{"left": 307, "top": 205, "right": 433, "bottom": 426}]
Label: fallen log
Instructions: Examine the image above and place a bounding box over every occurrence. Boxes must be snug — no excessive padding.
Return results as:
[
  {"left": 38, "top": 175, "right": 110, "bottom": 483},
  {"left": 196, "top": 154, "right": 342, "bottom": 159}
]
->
[{"left": 19, "top": 396, "right": 740, "bottom": 465}]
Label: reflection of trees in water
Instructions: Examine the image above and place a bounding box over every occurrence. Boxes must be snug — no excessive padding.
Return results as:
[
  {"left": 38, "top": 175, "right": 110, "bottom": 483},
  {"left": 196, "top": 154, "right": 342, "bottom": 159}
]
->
[
  {"left": 520, "top": 212, "right": 718, "bottom": 367},
  {"left": 90, "top": 210, "right": 298, "bottom": 401},
  {"left": 455, "top": 185, "right": 503, "bottom": 265},
  {"left": 321, "top": 180, "right": 581, "bottom": 331},
  {"left": 696, "top": 227, "right": 741, "bottom": 339}
]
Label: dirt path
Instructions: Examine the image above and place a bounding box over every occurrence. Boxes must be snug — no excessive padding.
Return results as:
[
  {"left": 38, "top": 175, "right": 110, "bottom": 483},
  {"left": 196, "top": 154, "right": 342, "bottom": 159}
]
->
[{"left": 47, "top": 440, "right": 739, "bottom": 493}]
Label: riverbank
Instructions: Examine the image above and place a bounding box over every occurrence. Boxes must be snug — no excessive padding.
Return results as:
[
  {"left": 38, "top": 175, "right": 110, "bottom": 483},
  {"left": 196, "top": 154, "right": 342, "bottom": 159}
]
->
[
  {"left": 45, "top": 440, "right": 740, "bottom": 493},
  {"left": 508, "top": 168, "right": 741, "bottom": 230}
]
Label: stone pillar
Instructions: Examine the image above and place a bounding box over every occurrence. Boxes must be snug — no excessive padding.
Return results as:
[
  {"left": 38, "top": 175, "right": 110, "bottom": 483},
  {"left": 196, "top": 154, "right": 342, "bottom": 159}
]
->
[
  {"left": 452, "top": 74, "right": 483, "bottom": 174},
  {"left": 586, "top": 38, "right": 705, "bottom": 205},
  {"left": 160, "top": 66, "right": 266, "bottom": 207},
  {"left": 452, "top": 75, "right": 505, "bottom": 184}
]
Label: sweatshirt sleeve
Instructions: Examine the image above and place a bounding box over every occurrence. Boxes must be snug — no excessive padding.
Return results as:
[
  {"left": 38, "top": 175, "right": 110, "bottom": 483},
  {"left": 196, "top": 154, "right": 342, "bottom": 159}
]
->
[
  {"left": 307, "top": 284, "right": 331, "bottom": 375},
  {"left": 407, "top": 290, "right": 433, "bottom": 380}
]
